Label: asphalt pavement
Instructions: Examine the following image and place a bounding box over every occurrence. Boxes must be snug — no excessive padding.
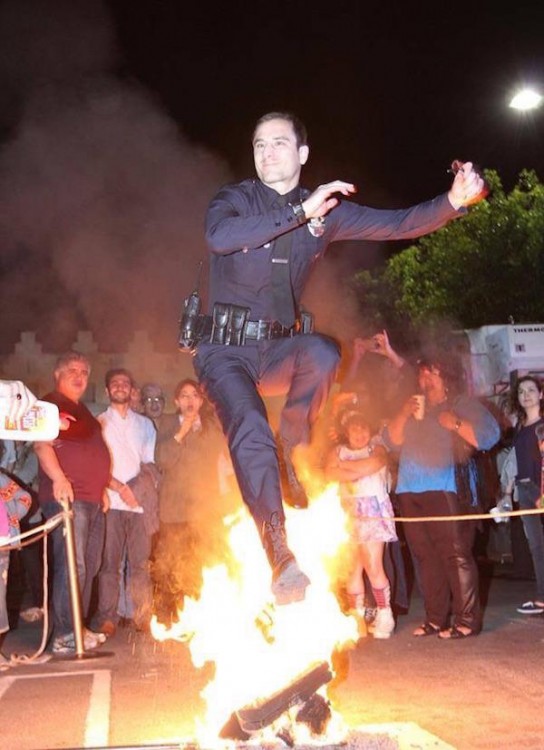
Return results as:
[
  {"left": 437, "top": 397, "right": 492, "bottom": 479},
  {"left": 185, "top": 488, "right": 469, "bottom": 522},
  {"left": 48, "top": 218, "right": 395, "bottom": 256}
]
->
[{"left": 0, "top": 562, "right": 542, "bottom": 750}]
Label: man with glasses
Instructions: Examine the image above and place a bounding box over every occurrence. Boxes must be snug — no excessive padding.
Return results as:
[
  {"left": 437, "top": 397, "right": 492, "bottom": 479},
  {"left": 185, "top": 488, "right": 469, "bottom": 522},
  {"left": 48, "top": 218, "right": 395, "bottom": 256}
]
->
[{"left": 140, "top": 383, "right": 166, "bottom": 428}]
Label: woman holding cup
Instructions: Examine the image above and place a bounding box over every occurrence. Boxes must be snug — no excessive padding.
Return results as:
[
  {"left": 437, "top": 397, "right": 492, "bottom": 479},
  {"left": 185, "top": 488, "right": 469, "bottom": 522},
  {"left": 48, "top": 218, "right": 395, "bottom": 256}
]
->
[{"left": 385, "top": 352, "right": 500, "bottom": 639}]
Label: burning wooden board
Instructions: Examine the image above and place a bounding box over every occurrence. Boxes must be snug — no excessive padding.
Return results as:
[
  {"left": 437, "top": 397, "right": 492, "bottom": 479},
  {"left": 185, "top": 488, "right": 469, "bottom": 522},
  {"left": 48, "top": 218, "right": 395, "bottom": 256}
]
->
[{"left": 220, "top": 661, "right": 333, "bottom": 741}]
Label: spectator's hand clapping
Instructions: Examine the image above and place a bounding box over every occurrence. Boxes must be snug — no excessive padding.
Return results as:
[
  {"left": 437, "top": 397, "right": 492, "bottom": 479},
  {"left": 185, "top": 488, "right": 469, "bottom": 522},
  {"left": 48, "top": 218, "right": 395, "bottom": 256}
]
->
[
  {"left": 352, "top": 337, "right": 374, "bottom": 361},
  {"left": 372, "top": 330, "right": 392, "bottom": 357}
]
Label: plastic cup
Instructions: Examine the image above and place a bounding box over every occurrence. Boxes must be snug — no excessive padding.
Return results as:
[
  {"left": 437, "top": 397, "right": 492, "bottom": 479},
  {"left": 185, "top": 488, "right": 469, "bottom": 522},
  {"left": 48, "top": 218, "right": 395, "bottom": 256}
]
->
[{"left": 413, "top": 394, "right": 425, "bottom": 421}]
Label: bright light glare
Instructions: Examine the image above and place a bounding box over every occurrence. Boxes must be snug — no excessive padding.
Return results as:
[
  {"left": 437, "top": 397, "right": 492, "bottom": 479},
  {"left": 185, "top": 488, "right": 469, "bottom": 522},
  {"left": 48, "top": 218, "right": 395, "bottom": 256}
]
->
[{"left": 509, "top": 88, "right": 543, "bottom": 111}]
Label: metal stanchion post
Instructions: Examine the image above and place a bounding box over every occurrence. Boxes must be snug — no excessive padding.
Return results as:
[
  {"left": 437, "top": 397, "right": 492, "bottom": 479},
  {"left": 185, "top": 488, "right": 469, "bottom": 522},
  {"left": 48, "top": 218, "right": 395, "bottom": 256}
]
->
[
  {"left": 61, "top": 500, "right": 85, "bottom": 657},
  {"left": 60, "top": 501, "right": 113, "bottom": 661}
]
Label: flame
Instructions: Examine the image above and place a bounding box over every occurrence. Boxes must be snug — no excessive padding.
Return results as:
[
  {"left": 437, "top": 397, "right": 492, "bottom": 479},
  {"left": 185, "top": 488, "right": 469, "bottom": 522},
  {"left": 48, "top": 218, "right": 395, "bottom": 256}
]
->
[{"left": 151, "top": 485, "right": 358, "bottom": 744}]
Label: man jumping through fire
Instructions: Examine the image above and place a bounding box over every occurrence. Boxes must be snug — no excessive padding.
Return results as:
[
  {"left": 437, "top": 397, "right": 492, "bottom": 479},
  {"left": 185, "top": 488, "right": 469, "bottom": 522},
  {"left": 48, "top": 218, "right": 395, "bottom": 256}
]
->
[{"left": 193, "top": 111, "right": 487, "bottom": 606}]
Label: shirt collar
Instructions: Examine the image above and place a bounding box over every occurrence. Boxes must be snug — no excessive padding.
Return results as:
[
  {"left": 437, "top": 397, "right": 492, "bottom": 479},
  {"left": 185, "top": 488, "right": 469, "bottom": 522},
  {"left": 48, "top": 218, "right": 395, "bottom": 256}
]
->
[{"left": 255, "top": 180, "right": 301, "bottom": 211}]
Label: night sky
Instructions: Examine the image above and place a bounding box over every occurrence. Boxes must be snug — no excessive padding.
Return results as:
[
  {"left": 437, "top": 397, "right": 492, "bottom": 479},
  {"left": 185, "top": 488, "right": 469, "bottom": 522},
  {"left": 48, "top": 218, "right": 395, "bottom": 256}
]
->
[
  {"left": 107, "top": 0, "right": 544, "bottom": 202},
  {"left": 0, "top": 1, "right": 543, "bottom": 353}
]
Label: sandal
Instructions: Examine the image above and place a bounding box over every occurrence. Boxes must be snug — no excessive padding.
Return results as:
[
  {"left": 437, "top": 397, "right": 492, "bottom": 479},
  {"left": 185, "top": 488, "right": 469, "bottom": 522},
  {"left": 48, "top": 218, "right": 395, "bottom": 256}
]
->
[
  {"left": 413, "top": 622, "right": 440, "bottom": 637},
  {"left": 438, "top": 625, "right": 477, "bottom": 640}
]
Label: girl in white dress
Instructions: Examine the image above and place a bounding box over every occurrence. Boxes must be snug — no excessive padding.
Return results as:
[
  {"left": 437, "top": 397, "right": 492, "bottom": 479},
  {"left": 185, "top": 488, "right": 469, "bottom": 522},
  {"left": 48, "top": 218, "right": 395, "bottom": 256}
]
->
[{"left": 326, "top": 410, "right": 397, "bottom": 638}]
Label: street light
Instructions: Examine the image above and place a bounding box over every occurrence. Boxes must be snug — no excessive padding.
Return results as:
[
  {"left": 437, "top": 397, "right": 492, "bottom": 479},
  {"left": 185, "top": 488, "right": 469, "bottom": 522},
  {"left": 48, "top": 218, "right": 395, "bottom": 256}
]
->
[{"left": 509, "top": 88, "right": 543, "bottom": 111}]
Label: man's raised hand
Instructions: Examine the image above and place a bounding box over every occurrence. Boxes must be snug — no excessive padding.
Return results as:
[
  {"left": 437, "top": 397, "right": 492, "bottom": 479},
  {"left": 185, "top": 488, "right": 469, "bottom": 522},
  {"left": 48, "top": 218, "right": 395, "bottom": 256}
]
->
[{"left": 302, "top": 180, "right": 356, "bottom": 219}]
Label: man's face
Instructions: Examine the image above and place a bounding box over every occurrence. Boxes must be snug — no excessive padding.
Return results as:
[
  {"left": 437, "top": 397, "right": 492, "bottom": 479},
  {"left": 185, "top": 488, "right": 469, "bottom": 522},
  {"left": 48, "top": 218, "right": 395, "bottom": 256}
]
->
[
  {"left": 130, "top": 385, "right": 142, "bottom": 412},
  {"left": 141, "top": 387, "right": 165, "bottom": 419},
  {"left": 107, "top": 374, "right": 132, "bottom": 406},
  {"left": 253, "top": 118, "right": 309, "bottom": 192},
  {"left": 174, "top": 384, "right": 203, "bottom": 418},
  {"left": 55, "top": 359, "right": 90, "bottom": 402}
]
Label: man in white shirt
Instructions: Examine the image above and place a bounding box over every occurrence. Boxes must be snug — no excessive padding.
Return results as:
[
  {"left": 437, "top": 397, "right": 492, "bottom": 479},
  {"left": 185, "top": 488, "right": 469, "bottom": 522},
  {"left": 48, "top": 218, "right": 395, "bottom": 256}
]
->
[{"left": 95, "top": 369, "right": 157, "bottom": 636}]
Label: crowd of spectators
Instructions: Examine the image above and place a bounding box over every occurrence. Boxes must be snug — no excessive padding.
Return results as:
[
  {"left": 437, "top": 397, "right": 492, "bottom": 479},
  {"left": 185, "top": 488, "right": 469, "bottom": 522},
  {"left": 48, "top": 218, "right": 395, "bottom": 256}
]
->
[{"left": 1, "top": 332, "right": 543, "bottom": 660}]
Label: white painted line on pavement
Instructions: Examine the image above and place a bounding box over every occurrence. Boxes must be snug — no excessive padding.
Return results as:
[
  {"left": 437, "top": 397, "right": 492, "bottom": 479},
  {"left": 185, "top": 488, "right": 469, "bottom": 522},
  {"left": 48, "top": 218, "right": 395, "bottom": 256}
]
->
[{"left": 0, "top": 669, "right": 111, "bottom": 747}]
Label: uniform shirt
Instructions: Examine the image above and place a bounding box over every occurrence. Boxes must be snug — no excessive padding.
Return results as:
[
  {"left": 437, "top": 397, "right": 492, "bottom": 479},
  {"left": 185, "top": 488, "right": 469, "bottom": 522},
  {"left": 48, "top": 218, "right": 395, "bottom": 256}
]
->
[
  {"left": 205, "top": 179, "right": 461, "bottom": 320},
  {"left": 98, "top": 406, "right": 157, "bottom": 513},
  {"left": 38, "top": 391, "right": 111, "bottom": 504}
]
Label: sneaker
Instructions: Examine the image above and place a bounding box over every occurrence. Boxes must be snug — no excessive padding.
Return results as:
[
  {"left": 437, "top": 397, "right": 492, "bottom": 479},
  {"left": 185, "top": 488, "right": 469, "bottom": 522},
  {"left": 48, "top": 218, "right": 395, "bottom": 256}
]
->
[
  {"left": 85, "top": 627, "right": 107, "bottom": 644},
  {"left": 368, "top": 607, "right": 395, "bottom": 639},
  {"left": 271, "top": 560, "right": 311, "bottom": 606},
  {"left": 346, "top": 593, "right": 366, "bottom": 618},
  {"left": 96, "top": 620, "right": 117, "bottom": 638},
  {"left": 52, "top": 629, "right": 103, "bottom": 655},
  {"left": 516, "top": 601, "right": 544, "bottom": 615},
  {"left": 345, "top": 594, "right": 368, "bottom": 638},
  {"left": 20, "top": 606, "right": 44, "bottom": 623}
]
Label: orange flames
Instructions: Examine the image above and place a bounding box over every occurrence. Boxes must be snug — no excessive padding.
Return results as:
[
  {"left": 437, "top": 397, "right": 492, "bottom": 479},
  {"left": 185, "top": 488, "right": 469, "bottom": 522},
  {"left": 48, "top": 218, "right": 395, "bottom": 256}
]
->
[{"left": 151, "top": 485, "right": 358, "bottom": 744}]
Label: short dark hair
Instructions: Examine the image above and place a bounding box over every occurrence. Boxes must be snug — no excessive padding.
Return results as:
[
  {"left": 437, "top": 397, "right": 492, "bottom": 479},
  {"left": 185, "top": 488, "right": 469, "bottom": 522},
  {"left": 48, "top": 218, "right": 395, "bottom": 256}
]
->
[
  {"left": 416, "top": 350, "right": 466, "bottom": 399},
  {"left": 105, "top": 368, "right": 134, "bottom": 389},
  {"left": 253, "top": 111, "right": 308, "bottom": 148}
]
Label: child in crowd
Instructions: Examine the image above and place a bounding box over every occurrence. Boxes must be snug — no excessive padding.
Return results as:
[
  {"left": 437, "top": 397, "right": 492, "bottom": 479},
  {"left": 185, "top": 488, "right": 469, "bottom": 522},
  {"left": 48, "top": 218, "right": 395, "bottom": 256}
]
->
[
  {"left": 325, "top": 410, "right": 397, "bottom": 639},
  {"left": 0, "top": 472, "right": 32, "bottom": 668}
]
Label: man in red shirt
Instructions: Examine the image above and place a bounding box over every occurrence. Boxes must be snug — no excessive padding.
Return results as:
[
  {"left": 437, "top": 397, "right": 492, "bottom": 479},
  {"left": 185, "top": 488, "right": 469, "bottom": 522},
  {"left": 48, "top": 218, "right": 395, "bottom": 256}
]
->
[{"left": 35, "top": 352, "right": 111, "bottom": 655}]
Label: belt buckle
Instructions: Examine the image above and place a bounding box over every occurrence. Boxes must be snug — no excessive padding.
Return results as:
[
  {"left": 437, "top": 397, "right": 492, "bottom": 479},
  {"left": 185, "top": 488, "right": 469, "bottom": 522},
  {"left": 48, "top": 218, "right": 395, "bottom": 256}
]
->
[{"left": 269, "top": 321, "right": 284, "bottom": 339}]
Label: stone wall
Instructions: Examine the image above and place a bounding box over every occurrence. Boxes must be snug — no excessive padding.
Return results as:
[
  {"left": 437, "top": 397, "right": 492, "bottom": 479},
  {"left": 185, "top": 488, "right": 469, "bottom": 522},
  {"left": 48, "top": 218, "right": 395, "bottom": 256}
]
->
[{"left": 0, "top": 330, "right": 195, "bottom": 410}]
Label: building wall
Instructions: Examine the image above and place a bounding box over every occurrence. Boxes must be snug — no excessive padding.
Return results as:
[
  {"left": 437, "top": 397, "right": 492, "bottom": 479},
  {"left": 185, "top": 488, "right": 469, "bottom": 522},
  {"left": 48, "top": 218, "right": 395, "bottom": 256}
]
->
[{"left": 0, "top": 330, "right": 196, "bottom": 411}]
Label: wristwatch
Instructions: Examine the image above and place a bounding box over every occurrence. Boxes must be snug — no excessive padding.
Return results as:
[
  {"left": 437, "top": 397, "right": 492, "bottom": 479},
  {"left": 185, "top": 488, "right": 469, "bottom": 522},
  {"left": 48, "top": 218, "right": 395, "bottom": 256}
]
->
[{"left": 289, "top": 201, "right": 307, "bottom": 225}]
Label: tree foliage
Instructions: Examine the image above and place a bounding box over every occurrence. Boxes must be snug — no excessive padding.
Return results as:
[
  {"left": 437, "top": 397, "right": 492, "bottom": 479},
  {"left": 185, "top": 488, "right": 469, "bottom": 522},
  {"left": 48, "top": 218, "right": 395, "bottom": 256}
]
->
[{"left": 352, "top": 170, "right": 544, "bottom": 340}]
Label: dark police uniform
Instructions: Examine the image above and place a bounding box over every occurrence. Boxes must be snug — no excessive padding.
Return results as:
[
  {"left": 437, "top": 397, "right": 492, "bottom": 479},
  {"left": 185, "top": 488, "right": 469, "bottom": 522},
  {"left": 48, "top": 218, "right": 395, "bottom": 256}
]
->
[{"left": 195, "top": 178, "right": 461, "bottom": 531}]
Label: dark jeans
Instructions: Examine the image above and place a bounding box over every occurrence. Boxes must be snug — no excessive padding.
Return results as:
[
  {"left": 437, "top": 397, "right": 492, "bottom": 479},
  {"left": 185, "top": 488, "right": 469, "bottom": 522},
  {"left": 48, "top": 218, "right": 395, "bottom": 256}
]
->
[
  {"left": 194, "top": 334, "right": 340, "bottom": 528},
  {"left": 19, "top": 518, "right": 43, "bottom": 609},
  {"left": 42, "top": 500, "right": 105, "bottom": 636},
  {"left": 517, "top": 480, "right": 544, "bottom": 601},
  {"left": 398, "top": 491, "right": 480, "bottom": 631},
  {"left": 0, "top": 551, "right": 10, "bottom": 633},
  {"left": 97, "top": 509, "right": 152, "bottom": 628}
]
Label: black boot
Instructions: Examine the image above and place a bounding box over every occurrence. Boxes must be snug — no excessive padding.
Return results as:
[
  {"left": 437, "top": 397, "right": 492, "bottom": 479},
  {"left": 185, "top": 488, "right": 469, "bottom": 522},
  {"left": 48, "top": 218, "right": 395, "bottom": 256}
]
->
[
  {"left": 261, "top": 512, "right": 310, "bottom": 605},
  {"left": 277, "top": 438, "right": 309, "bottom": 509}
]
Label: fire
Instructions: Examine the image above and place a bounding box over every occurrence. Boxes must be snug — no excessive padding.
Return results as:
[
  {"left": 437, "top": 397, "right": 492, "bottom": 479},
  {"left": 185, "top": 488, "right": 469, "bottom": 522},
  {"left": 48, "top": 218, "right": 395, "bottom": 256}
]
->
[{"left": 151, "top": 485, "right": 358, "bottom": 744}]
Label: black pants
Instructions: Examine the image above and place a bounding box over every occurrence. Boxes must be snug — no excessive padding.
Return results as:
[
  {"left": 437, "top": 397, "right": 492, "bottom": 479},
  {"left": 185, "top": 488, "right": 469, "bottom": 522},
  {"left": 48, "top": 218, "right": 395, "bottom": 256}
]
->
[
  {"left": 194, "top": 334, "right": 340, "bottom": 527},
  {"left": 398, "top": 491, "right": 480, "bottom": 631}
]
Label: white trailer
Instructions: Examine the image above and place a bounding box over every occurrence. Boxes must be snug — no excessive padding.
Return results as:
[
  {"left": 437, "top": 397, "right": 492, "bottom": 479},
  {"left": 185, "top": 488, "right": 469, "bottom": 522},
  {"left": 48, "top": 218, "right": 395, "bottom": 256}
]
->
[{"left": 462, "top": 323, "right": 544, "bottom": 399}]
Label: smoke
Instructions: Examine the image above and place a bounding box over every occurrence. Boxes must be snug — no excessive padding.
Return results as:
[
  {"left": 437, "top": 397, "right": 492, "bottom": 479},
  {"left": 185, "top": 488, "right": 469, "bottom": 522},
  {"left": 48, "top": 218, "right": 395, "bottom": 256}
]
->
[{"left": 0, "top": 0, "right": 231, "bottom": 353}]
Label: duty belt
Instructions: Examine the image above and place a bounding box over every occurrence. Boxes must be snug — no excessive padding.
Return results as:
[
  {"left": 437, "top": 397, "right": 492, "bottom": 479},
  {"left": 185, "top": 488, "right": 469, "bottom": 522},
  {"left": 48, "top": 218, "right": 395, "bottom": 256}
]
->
[
  {"left": 243, "top": 319, "right": 298, "bottom": 340},
  {"left": 197, "top": 305, "right": 313, "bottom": 347}
]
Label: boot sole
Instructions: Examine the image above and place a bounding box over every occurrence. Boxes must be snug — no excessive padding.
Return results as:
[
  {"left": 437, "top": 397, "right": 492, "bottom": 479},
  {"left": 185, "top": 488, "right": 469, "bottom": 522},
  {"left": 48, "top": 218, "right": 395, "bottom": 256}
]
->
[{"left": 272, "top": 562, "right": 311, "bottom": 606}]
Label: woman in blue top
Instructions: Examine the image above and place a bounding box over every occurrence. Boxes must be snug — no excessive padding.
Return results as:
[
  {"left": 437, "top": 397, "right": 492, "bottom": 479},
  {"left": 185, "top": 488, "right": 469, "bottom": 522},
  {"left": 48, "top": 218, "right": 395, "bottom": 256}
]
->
[{"left": 385, "top": 352, "right": 500, "bottom": 639}]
